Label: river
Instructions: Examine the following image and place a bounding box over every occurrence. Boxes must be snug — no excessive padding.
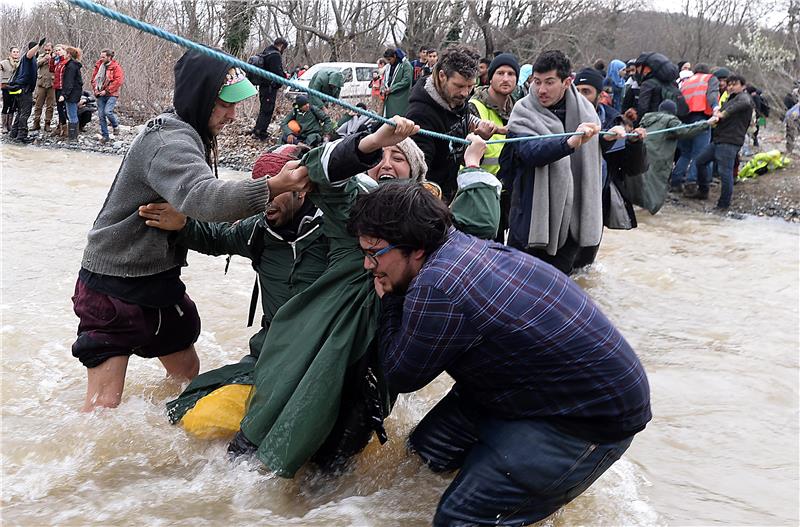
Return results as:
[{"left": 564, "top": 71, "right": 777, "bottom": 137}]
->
[{"left": 2, "top": 143, "right": 798, "bottom": 526}]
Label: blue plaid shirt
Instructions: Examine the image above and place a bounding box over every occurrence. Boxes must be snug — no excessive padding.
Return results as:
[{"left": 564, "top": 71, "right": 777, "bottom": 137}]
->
[{"left": 380, "top": 228, "right": 651, "bottom": 441}]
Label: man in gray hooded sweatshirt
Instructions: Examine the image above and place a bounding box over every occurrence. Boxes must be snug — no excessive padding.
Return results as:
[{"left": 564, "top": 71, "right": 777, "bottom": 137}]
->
[{"left": 71, "top": 49, "right": 307, "bottom": 412}]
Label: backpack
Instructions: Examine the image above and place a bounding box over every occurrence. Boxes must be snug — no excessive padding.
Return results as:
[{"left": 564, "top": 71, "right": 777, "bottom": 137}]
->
[
  {"left": 246, "top": 49, "right": 280, "bottom": 87},
  {"left": 661, "top": 82, "right": 690, "bottom": 120}
]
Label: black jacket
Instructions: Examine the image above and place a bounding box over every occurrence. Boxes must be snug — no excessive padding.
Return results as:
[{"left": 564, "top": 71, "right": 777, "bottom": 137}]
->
[
  {"left": 61, "top": 60, "right": 83, "bottom": 103},
  {"left": 635, "top": 53, "right": 679, "bottom": 123},
  {"left": 405, "top": 77, "right": 472, "bottom": 200},
  {"left": 260, "top": 45, "right": 286, "bottom": 90},
  {"left": 713, "top": 91, "right": 753, "bottom": 147}
]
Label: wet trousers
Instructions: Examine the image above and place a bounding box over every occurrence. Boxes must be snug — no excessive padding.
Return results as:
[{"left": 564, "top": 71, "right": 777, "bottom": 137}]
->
[{"left": 409, "top": 388, "right": 633, "bottom": 527}]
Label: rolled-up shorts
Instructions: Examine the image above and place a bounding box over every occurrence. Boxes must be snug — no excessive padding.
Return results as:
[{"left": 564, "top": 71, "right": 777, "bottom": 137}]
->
[{"left": 71, "top": 278, "right": 201, "bottom": 369}]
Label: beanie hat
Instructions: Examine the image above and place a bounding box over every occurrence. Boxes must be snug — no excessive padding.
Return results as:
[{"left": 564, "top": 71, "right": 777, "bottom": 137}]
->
[
  {"left": 713, "top": 67, "right": 730, "bottom": 79},
  {"left": 294, "top": 94, "right": 309, "bottom": 107},
  {"left": 574, "top": 67, "right": 605, "bottom": 94},
  {"left": 252, "top": 145, "right": 304, "bottom": 179},
  {"left": 658, "top": 99, "right": 677, "bottom": 115},
  {"left": 394, "top": 138, "right": 427, "bottom": 182},
  {"left": 488, "top": 53, "right": 520, "bottom": 80}
]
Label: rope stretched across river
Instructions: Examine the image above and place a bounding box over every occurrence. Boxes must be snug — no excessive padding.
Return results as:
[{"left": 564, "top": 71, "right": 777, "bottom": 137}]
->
[{"left": 68, "top": 0, "right": 710, "bottom": 145}]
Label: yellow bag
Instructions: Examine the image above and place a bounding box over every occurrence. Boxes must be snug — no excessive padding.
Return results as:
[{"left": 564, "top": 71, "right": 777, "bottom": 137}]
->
[{"left": 180, "top": 384, "right": 253, "bottom": 439}]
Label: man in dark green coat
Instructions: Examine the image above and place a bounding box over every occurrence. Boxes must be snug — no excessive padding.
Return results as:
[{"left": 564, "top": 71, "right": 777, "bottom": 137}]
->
[
  {"left": 382, "top": 48, "right": 413, "bottom": 117},
  {"left": 137, "top": 146, "right": 328, "bottom": 422},
  {"left": 307, "top": 69, "right": 344, "bottom": 108},
  {"left": 280, "top": 95, "right": 332, "bottom": 147}
]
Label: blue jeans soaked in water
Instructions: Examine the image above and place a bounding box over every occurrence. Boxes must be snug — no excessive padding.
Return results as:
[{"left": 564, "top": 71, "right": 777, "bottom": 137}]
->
[
  {"left": 409, "top": 388, "right": 634, "bottom": 527},
  {"left": 671, "top": 125, "right": 711, "bottom": 187}
]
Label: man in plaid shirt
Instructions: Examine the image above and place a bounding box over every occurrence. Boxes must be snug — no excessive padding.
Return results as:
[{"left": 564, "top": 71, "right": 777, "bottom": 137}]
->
[{"left": 348, "top": 183, "right": 651, "bottom": 526}]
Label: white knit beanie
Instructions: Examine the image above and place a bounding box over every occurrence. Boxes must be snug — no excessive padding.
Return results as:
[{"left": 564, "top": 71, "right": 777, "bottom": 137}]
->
[{"left": 394, "top": 138, "right": 428, "bottom": 182}]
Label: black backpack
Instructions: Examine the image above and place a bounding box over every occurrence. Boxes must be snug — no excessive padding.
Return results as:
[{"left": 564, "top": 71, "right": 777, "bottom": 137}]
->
[
  {"left": 661, "top": 82, "right": 690, "bottom": 120},
  {"left": 246, "top": 49, "right": 280, "bottom": 87}
]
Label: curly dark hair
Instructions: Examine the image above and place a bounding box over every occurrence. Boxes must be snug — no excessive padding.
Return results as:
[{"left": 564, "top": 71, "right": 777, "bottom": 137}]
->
[
  {"left": 347, "top": 182, "right": 452, "bottom": 255},
  {"left": 435, "top": 44, "right": 480, "bottom": 80},
  {"left": 533, "top": 50, "right": 572, "bottom": 80}
]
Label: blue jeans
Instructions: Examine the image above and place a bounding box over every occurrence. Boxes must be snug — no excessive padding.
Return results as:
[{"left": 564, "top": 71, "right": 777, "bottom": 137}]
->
[
  {"left": 671, "top": 119, "right": 711, "bottom": 186},
  {"left": 696, "top": 142, "right": 739, "bottom": 208},
  {"left": 409, "top": 388, "right": 634, "bottom": 526},
  {"left": 97, "top": 95, "right": 119, "bottom": 138},
  {"left": 66, "top": 101, "right": 78, "bottom": 124}
]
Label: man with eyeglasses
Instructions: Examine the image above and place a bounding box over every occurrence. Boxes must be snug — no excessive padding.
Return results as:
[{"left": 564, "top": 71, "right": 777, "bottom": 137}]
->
[{"left": 348, "top": 181, "right": 651, "bottom": 526}]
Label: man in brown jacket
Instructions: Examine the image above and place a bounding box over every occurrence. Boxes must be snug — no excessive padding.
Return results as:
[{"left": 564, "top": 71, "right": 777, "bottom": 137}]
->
[{"left": 31, "top": 42, "right": 54, "bottom": 132}]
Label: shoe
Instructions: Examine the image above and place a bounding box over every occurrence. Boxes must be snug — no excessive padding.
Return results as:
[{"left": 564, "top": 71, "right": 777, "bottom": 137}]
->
[
  {"left": 682, "top": 182, "right": 697, "bottom": 197},
  {"left": 688, "top": 188, "right": 709, "bottom": 200},
  {"left": 713, "top": 205, "right": 729, "bottom": 214},
  {"left": 669, "top": 184, "right": 683, "bottom": 194},
  {"left": 14, "top": 135, "right": 34, "bottom": 144},
  {"left": 67, "top": 123, "right": 78, "bottom": 142},
  {"left": 44, "top": 124, "right": 51, "bottom": 132},
  {"left": 112, "top": 126, "right": 120, "bottom": 136},
  {"left": 227, "top": 430, "right": 258, "bottom": 459},
  {"left": 99, "top": 136, "right": 109, "bottom": 145}
]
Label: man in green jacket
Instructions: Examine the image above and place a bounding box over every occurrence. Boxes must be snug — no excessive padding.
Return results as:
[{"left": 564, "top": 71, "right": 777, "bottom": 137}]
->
[
  {"left": 280, "top": 94, "right": 332, "bottom": 147},
  {"left": 307, "top": 69, "right": 344, "bottom": 108},
  {"left": 382, "top": 48, "right": 413, "bottom": 117}
]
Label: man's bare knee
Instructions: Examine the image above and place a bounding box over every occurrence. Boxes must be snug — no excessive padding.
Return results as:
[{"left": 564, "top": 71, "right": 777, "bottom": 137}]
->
[{"left": 160, "top": 346, "right": 200, "bottom": 380}]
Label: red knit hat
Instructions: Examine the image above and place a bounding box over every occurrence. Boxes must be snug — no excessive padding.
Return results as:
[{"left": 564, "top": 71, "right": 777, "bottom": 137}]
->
[{"left": 252, "top": 144, "right": 305, "bottom": 180}]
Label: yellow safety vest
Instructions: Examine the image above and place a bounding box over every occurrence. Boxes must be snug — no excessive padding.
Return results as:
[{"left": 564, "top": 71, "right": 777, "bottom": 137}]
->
[{"left": 469, "top": 98, "right": 506, "bottom": 175}]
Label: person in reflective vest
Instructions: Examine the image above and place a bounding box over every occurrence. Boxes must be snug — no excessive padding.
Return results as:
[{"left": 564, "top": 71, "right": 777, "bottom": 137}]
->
[
  {"left": 673, "top": 64, "right": 719, "bottom": 194},
  {"left": 468, "top": 53, "right": 520, "bottom": 241}
]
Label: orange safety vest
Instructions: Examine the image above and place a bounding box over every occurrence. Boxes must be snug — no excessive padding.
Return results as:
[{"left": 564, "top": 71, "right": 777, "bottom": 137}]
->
[{"left": 680, "top": 73, "right": 715, "bottom": 115}]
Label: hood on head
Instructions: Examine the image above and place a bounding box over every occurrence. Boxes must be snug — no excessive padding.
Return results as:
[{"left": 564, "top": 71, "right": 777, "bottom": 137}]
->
[
  {"left": 173, "top": 48, "right": 233, "bottom": 142},
  {"left": 328, "top": 71, "right": 344, "bottom": 88},
  {"left": 607, "top": 59, "right": 626, "bottom": 87}
]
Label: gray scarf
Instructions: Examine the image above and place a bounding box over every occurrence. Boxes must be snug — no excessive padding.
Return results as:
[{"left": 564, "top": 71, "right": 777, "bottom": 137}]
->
[
  {"left": 507, "top": 84, "right": 602, "bottom": 254},
  {"left": 95, "top": 61, "right": 107, "bottom": 92}
]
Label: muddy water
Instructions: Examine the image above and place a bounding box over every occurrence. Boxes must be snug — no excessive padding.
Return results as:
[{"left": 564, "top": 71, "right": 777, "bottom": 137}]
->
[{"left": 2, "top": 143, "right": 798, "bottom": 526}]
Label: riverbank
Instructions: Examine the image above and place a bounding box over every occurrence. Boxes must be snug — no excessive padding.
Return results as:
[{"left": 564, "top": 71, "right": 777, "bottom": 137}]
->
[{"left": 3, "top": 115, "right": 798, "bottom": 222}]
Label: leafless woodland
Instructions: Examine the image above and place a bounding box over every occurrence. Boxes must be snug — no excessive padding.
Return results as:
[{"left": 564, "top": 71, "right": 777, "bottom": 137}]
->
[{"left": 0, "top": 0, "right": 797, "bottom": 120}]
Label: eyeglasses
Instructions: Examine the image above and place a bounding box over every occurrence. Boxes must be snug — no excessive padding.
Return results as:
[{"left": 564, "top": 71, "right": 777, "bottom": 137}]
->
[{"left": 361, "top": 243, "right": 398, "bottom": 267}]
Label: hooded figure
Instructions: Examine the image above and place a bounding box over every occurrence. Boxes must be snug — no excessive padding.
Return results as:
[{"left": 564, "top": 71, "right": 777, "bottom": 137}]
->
[
  {"left": 634, "top": 52, "right": 680, "bottom": 124},
  {"left": 307, "top": 69, "right": 345, "bottom": 108},
  {"left": 605, "top": 59, "right": 626, "bottom": 112},
  {"left": 72, "top": 48, "right": 265, "bottom": 412}
]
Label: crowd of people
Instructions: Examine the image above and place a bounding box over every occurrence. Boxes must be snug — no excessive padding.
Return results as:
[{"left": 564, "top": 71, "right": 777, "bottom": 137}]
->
[
  {"left": 1, "top": 39, "right": 125, "bottom": 143},
  {"left": 0, "top": 29, "right": 787, "bottom": 526}
]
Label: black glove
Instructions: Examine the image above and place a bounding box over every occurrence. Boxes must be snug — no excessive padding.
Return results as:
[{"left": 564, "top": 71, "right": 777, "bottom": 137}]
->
[{"left": 38, "top": 37, "right": 46, "bottom": 47}]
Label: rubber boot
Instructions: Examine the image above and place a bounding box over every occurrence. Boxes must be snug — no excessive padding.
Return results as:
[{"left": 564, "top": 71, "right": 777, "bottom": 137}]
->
[
  {"left": 67, "top": 123, "right": 78, "bottom": 142},
  {"left": 3, "top": 114, "right": 12, "bottom": 133}
]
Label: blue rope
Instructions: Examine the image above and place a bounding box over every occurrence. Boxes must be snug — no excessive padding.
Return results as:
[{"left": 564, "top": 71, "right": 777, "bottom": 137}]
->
[{"left": 67, "top": 0, "right": 710, "bottom": 147}]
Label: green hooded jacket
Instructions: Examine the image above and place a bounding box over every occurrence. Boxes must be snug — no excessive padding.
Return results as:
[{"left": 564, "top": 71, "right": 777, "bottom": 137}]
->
[
  {"left": 383, "top": 60, "right": 413, "bottom": 117},
  {"left": 240, "top": 134, "right": 501, "bottom": 477},
  {"left": 308, "top": 70, "right": 344, "bottom": 108},
  {"left": 626, "top": 111, "right": 707, "bottom": 214},
  {"left": 165, "top": 211, "right": 329, "bottom": 423}
]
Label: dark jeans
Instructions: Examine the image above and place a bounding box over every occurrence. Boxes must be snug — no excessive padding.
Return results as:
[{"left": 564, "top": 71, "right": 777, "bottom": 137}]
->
[
  {"left": 10, "top": 88, "right": 33, "bottom": 139},
  {"left": 253, "top": 86, "right": 277, "bottom": 136},
  {"left": 671, "top": 118, "right": 711, "bottom": 186},
  {"left": 695, "top": 142, "right": 739, "bottom": 208},
  {"left": 410, "top": 388, "right": 633, "bottom": 526},
  {"left": 2, "top": 87, "right": 18, "bottom": 115},
  {"left": 55, "top": 89, "right": 67, "bottom": 125}
]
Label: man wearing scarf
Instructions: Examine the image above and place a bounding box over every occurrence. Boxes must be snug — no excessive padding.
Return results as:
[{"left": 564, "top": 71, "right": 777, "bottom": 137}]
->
[{"left": 500, "top": 50, "right": 604, "bottom": 275}]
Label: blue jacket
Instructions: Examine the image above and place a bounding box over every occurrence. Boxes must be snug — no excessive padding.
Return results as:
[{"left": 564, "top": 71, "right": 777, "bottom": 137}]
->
[{"left": 13, "top": 55, "right": 37, "bottom": 89}]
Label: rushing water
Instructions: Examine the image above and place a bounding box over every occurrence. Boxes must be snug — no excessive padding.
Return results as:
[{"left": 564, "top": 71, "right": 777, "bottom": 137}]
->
[{"left": 1, "top": 143, "right": 798, "bottom": 526}]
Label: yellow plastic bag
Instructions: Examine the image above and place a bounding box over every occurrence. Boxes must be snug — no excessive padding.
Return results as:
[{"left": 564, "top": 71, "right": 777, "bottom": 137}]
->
[{"left": 180, "top": 384, "right": 253, "bottom": 439}]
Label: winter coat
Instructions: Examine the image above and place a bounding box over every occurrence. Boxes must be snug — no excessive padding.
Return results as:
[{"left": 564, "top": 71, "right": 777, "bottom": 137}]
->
[
  {"left": 52, "top": 56, "right": 66, "bottom": 90},
  {"left": 165, "top": 208, "right": 329, "bottom": 424},
  {"left": 91, "top": 59, "right": 124, "bottom": 97},
  {"left": 60, "top": 59, "right": 83, "bottom": 103},
  {"left": 307, "top": 70, "right": 344, "bottom": 108},
  {"left": 280, "top": 105, "right": 332, "bottom": 140},
  {"left": 240, "top": 133, "right": 501, "bottom": 477},
  {"left": 713, "top": 91, "right": 754, "bottom": 147},
  {"left": 0, "top": 58, "right": 18, "bottom": 86},
  {"left": 383, "top": 59, "right": 413, "bottom": 117},
  {"left": 628, "top": 111, "right": 705, "bottom": 214},
  {"left": 406, "top": 75, "right": 475, "bottom": 200},
  {"left": 36, "top": 53, "right": 54, "bottom": 89},
  {"left": 635, "top": 53, "right": 679, "bottom": 123}
]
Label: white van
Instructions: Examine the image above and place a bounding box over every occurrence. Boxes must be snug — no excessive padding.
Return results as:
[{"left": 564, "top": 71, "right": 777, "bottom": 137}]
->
[{"left": 285, "top": 62, "right": 376, "bottom": 101}]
